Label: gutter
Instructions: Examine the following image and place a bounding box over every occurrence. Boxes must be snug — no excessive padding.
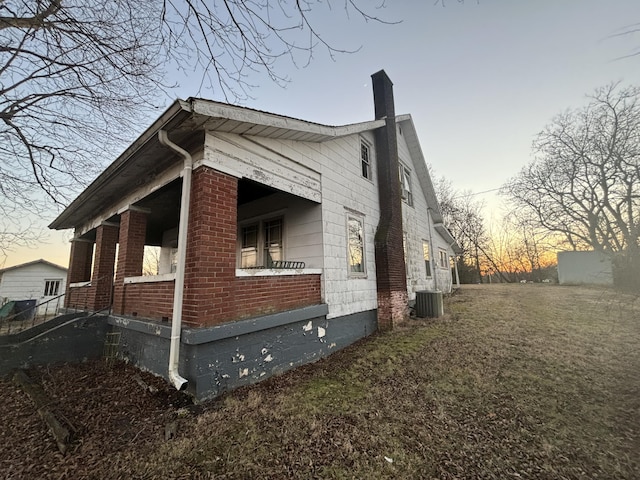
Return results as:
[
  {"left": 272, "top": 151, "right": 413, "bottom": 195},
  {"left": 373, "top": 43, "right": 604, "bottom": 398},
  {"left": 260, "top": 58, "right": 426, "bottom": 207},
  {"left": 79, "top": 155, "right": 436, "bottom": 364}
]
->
[{"left": 158, "top": 130, "right": 191, "bottom": 391}]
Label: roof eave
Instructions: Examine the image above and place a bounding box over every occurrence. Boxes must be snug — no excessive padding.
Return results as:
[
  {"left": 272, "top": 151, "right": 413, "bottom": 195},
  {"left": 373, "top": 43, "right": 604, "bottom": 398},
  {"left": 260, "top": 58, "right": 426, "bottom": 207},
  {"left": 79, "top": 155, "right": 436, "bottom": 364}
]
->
[{"left": 49, "top": 100, "right": 193, "bottom": 230}]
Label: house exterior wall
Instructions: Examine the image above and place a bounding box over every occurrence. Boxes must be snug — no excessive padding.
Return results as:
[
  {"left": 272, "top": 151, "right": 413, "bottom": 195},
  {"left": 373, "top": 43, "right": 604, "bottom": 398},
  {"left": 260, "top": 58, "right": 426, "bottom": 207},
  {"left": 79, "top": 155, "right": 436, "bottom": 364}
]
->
[
  {"left": 220, "top": 132, "right": 381, "bottom": 321},
  {"left": 237, "top": 192, "right": 323, "bottom": 269},
  {"left": 122, "top": 280, "right": 175, "bottom": 320},
  {"left": 557, "top": 251, "right": 613, "bottom": 285},
  {"left": 0, "top": 263, "right": 67, "bottom": 303},
  {"left": 109, "top": 304, "right": 376, "bottom": 401},
  {"left": 397, "top": 130, "right": 455, "bottom": 296},
  {"left": 316, "top": 134, "right": 379, "bottom": 320}
]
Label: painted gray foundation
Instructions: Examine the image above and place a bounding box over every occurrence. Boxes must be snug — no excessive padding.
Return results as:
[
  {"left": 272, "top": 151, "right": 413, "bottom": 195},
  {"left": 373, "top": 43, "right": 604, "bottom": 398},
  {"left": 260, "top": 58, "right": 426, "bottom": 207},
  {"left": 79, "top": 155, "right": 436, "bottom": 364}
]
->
[
  {"left": 109, "top": 305, "right": 377, "bottom": 401},
  {"left": 0, "top": 313, "right": 107, "bottom": 375}
]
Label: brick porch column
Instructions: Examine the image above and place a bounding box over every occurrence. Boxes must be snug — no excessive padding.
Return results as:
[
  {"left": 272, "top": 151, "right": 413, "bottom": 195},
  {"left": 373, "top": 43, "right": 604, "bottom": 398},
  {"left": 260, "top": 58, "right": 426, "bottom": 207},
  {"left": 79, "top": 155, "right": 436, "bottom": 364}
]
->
[
  {"left": 64, "top": 238, "right": 94, "bottom": 308},
  {"left": 89, "top": 223, "right": 119, "bottom": 311},
  {"left": 183, "top": 166, "right": 238, "bottom": 327},
  {"left": 372, "top": 70, "right": 408, "bottom": 330},
  {"left": 113, "top": 208, "right": 148, "bottom": 315}
]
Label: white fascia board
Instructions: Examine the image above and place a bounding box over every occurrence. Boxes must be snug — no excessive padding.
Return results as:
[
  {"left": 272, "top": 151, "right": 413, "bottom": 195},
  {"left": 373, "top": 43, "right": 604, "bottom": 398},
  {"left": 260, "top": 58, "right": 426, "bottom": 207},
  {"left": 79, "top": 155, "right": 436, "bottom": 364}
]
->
[{"left": 191, "top": 99, "right": 385, "bottom": 140}]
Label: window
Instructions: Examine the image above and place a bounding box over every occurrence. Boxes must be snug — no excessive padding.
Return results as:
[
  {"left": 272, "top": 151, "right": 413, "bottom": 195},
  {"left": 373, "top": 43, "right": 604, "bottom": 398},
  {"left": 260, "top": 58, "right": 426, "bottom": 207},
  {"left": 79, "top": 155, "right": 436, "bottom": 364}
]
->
[
  {"left": 360, "top": 140, "right": 371, "bottom": 180},
  {"left": 439, "top": 249, "right": 448, "bottom": 269},
  {"left": 399, "top": 164, "right": 413, "bottom": 206},
  {"left": 239, "top": 218, "right": 284, "bottom": 268},
  {"left": 347, "top": 215, "right": 366, "bottom": 276},
  {"left": 263, "top": 218, "right": 283, "bottom": 267},
  {"left": 423, "top": 241, "right": 432, "bottom": 277},
  {"left": 44, "top": 279, "right": 61, "bottom": 296}
]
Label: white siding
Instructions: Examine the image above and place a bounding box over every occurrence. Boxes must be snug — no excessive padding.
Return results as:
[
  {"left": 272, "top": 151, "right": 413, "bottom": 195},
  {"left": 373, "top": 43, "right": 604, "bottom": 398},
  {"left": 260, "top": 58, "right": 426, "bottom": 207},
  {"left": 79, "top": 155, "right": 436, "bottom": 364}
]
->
[
  {"left": 398, "top": 129, "right": 455, "bottom": 296},
  {"left": 0, "top": 263, "right": 67, "bottom": 302},
  {"left": 237, "top": 192, "right": 323, "bottom": 269},
  {"left": 203, "top": 132, "right": 322, "bottom": 203},
  {"left": 251, "top": 132, "right": 381, "bottom": 319}
]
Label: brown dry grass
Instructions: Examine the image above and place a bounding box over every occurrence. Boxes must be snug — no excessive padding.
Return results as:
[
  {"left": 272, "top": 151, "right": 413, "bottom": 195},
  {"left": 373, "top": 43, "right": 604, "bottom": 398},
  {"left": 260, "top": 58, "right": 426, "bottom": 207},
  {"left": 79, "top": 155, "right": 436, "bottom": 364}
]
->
[
  {"left": 126, "top": 285, "right": 640, "bottom": 479},
  {"left": 2, "top": 284, "right": 639, "bottom": 479}
]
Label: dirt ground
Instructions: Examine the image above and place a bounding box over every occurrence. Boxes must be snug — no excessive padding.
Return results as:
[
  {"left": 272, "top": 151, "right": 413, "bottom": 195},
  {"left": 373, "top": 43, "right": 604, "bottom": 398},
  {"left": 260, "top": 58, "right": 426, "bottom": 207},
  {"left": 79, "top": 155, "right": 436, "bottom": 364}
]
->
[{"left": 1, "top": 284, "right": 639, "bottom": 479}]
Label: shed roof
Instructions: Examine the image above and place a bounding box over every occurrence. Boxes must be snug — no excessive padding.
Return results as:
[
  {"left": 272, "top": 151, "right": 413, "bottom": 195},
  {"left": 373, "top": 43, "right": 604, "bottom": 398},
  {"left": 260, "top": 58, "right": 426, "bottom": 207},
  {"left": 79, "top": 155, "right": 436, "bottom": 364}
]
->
[{"left": 0, "top": 259, "right": 68, "bottom": 274}]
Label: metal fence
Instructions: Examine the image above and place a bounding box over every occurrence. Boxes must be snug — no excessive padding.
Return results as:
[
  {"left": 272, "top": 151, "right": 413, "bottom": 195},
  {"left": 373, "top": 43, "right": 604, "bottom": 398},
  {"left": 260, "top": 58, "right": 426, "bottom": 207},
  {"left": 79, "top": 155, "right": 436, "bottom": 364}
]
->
[{"left": 0, "top": 282, "right": 95, "bottom": 336}]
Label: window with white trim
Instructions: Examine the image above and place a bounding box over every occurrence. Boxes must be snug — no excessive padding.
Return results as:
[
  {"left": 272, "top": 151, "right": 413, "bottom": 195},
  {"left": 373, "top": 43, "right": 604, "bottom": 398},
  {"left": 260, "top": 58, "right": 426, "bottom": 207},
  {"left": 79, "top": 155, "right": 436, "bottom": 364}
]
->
[
  {"left": 347, "top": 214, "right": 366, "bottom": 276},
  {"left": 44, "top": 279, "right": 61, "bottom": 296},
  {"left": 438, "top": 249, "right": 448, "bottom": 269},
  {"left": 360, "top": 140, "right": 371, "bottom": 180},
  {"left": 239, "top": 217, "right": 283, "bottom": 268},
  {"left": 423, "top": 241, "right": 432, "bottom": 277},
  {"left": 399, "top": 163, "right": 413, "bottom": 206}
]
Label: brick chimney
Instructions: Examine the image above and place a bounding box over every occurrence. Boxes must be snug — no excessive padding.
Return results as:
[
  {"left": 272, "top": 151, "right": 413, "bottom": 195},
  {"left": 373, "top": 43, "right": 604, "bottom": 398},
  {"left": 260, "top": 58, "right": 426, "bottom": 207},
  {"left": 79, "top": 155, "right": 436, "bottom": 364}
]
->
[{"left": 371, "top": 70, "right": 409, "bottom": 329}]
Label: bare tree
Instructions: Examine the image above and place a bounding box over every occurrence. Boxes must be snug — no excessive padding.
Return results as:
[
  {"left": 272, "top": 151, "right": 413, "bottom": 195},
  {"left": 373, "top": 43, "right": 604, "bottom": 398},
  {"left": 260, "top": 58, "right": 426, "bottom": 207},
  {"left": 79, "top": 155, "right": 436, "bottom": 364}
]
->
[
  {"left": 0, "top": 0, "right": 390, "bottom": 259},
  {"left": 434, "top": 174, "right": 494, "bottom": 283},
  {"left": 502, "top": 83, "right": 640, "bottom": 289}
]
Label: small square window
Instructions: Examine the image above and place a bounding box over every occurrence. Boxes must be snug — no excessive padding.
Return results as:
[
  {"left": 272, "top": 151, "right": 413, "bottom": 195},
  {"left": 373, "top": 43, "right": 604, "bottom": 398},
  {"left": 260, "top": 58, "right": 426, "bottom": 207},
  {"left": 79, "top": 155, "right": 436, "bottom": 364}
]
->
[
  {"left": 360, "top": 141, "right": 371, "bottom": 180},
  {"left": 44, "top": 279, "right": 61, "bottom": 296}
]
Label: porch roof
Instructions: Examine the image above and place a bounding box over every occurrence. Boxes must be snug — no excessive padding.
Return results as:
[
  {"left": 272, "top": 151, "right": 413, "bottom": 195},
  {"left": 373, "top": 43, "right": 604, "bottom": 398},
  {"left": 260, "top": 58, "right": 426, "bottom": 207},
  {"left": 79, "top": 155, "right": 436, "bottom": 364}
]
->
[{"left": 49, "top": 99, "right": 386, "bottom": 231}]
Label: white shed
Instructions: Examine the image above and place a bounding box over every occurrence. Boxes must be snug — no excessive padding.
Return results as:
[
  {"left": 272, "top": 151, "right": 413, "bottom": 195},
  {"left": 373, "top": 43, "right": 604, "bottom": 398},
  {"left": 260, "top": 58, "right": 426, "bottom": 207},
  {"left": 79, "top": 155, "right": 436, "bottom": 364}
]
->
[
  {"left": 0, "top": 259, "right": 68, "bottom": 313},
  {"left": 557, "top": 251, "right": 613, "bottom": 285}
]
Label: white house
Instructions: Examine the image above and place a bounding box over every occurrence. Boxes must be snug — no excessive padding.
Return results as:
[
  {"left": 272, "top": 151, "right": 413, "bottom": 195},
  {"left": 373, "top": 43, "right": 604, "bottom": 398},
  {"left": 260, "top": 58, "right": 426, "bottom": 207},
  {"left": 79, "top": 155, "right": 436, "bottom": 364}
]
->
[
  {"left": 0, "top": 259, "right": 67, "bottom": 315},
  {"left": 49, "top": 71, "right": 460, "bottom": 400}
]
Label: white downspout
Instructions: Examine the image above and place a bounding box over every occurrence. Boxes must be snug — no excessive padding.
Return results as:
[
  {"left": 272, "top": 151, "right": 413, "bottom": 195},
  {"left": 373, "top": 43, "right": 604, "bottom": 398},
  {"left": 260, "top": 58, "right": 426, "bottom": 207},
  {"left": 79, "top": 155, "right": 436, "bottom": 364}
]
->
[{"left": 158, "top": 130, "right": 190, "bottom": 391}]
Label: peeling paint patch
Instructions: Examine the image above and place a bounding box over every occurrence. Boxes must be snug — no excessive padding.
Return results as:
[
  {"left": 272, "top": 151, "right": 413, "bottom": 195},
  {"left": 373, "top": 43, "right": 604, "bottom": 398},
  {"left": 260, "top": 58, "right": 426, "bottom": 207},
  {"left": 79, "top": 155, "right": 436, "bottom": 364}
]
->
[
  {"left": 264, "top": 354, "right": 273, "bottom": 362},
  {"left": 317, "top": 327, "right": 326, "bottom": 338},
  {"left": 328, "top": 342, "right": 337, "bottom": 349},
  {"left": 232, "top": 353, "right": 245, "bottom": 363},
  {"left": 239, "top": 368, "right": 249, "bottom": 378},
  {"left": 222, "top": 374, "right": 230, "bottom": 379},
  {"left": 261, "top": 348, "right": 268, "bottom": 355},
  {"left": 303, "top": 321, "right": 313, "bottom": 332}
]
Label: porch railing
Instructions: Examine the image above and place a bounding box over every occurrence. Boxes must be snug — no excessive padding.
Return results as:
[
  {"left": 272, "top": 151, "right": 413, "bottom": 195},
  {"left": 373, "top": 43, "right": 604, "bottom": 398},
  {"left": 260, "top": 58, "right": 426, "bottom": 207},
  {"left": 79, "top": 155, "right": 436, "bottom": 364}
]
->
[
  {"left": 245, "top": 260, "right": 306, "bottom": 270},
  {"left": 0, "top": 281, "right": 97, "bottom": 336}
]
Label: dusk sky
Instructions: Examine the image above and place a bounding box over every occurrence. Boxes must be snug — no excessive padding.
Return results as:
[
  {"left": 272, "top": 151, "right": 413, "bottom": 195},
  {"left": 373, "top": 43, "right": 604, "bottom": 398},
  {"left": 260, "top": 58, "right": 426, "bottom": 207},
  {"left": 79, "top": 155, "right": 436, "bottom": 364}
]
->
[{"left": 5, "top": 0, "right": 639, "bottom": 268}]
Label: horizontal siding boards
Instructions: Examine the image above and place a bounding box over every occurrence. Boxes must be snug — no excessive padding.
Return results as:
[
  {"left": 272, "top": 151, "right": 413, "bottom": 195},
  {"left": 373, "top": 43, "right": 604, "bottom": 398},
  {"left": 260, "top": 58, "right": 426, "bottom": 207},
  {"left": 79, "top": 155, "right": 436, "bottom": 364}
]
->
[
  {"left": 0, "top": 264, "right": 67, "bottom": 301},
  {"left": 204, "top": 133, "right": 321, "bottom": 203}
]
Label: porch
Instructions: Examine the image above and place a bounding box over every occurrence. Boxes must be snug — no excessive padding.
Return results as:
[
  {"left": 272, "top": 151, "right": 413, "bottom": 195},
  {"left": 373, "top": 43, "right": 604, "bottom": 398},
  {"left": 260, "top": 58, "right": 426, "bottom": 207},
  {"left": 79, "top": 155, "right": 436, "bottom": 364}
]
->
[{"left": 65, "top": 168, "right": 324, "bottom": 327}]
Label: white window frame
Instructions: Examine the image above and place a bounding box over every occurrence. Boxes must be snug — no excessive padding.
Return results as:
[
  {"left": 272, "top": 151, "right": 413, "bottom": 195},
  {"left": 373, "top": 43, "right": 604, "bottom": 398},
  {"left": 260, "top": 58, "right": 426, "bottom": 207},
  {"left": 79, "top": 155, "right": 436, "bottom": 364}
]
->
[
  {"left": 346, "top": 213, "right": 367, "bottom": 277},
  {"left": 438, "top": 249, "right": 449, "bottom": 269},
  {"left": 360, "top": 139, "right": 372, "bottom": 181},
  {"left": 43, "top": 279, "right": 62, "bottom": 296},
  {"left": 237, "top": 215, "right": 285, "bottom": 268},
  {"left": 399, "top": 163, "right": 413, "bottom": 207}
]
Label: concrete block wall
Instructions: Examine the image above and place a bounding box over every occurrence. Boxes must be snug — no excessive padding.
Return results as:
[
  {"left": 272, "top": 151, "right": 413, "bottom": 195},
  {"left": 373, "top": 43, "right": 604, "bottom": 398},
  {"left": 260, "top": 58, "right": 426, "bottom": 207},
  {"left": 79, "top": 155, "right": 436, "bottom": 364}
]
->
[{"left": 110, "top": 304, "right": 377, "bottom": 401}]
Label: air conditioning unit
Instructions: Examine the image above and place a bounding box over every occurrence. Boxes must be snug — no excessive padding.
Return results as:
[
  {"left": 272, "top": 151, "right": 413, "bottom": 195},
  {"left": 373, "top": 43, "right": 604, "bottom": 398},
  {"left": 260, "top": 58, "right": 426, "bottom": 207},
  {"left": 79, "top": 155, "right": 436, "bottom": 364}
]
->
[{"left": 415, "top": 290, "right": 443, "bottom": 318}]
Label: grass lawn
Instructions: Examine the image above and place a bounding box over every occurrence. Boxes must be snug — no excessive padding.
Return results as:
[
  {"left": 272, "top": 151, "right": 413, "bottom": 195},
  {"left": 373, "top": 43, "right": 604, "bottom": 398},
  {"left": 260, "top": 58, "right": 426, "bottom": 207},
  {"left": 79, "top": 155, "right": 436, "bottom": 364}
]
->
[{"left": 123, "top": 285, "right": 639, "bottom": 479}]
